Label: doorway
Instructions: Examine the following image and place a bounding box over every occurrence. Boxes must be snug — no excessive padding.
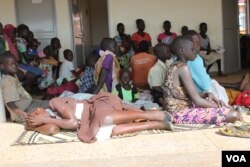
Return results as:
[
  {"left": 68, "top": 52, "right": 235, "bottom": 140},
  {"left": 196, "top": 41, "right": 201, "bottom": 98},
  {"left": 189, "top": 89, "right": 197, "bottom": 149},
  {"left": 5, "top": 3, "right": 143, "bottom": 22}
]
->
[
  {"left": 15, "top": 0, "right": 57, "bottom": 50},
  {"left": 222, "top": 0, "right": 241, "bottom": 73},
  {"left": 70, "top": 0, "right": 109, "bottom": 68}
]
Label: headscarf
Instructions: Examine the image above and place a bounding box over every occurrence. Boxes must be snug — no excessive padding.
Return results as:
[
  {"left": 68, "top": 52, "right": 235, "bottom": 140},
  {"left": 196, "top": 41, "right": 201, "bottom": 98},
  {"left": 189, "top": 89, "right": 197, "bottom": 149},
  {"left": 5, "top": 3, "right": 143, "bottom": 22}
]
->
[{"left": 3, "top": 24, "right": 19, "bottom": 61}]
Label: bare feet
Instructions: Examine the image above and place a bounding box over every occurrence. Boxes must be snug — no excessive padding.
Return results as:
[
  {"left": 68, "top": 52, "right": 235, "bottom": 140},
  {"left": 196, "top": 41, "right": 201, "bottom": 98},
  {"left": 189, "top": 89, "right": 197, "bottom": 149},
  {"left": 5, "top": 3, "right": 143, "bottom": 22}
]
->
[
  {"left": 163, "top": 112, "right": 174, "bottom": 131},
  {"left": 240, "top": 73, "right": 250, "bottom": 91}
]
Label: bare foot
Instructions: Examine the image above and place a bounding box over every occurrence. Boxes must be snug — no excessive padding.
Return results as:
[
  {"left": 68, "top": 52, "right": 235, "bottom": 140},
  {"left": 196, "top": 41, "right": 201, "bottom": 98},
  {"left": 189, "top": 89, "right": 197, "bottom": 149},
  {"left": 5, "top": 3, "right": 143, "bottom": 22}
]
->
[{"left": 240, "top": 73, "right": 250, "bottom": 91}]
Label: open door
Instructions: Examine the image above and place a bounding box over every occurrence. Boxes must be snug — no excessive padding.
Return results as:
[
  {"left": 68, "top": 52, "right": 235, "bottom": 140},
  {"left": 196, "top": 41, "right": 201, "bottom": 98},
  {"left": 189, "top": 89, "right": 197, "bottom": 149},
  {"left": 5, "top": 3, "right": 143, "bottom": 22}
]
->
[
  {"left": 222, "top": 0, "right": 241, "bottom": 73},
  {"left": 70, "top": 0, "right": 91, "bottom": 68}
]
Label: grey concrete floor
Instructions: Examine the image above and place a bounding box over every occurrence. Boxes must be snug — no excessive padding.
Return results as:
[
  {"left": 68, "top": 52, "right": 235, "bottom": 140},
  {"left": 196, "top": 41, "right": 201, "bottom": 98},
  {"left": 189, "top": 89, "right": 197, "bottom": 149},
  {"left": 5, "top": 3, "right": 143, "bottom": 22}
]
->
[{"left": 0, "top": 120, "right": 249, "bottom": 167}]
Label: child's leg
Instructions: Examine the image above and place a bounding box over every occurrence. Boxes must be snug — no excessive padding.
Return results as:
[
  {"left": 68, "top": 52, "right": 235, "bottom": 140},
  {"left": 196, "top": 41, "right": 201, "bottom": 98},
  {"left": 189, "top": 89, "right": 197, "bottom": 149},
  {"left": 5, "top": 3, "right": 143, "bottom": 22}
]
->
[
  {"left": 105, "top": 110, "right": 167, "bottom": 125},
  {"left": 112, "top": 121, "right": 168, "bottom": 136}
]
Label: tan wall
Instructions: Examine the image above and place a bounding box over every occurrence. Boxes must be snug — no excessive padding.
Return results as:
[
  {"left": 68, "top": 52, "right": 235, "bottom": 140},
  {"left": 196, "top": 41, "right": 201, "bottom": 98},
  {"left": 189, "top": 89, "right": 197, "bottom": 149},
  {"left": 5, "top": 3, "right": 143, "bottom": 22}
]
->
[
  {"left": 0, "top": 0, "right": 73, "bottom": 61},
  {"left": 108, "top": 0, "right": 223, "bottom": 48},
  {"left": 90, "top": 0, "right": 109, "bottom": 46}
]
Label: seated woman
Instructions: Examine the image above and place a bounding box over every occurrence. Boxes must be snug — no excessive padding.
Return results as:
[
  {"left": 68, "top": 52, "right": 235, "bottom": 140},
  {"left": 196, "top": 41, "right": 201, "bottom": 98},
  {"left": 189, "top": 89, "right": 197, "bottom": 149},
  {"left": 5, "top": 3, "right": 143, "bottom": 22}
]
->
[
  {"left": 163, "top": 36, "right": 241, "bottom": 125},
  {"left": 26, "top": 92, "right": 173, "bottom": 143},
  {"left": 199, "top": 22, "right": 223, "bottom": 76}
]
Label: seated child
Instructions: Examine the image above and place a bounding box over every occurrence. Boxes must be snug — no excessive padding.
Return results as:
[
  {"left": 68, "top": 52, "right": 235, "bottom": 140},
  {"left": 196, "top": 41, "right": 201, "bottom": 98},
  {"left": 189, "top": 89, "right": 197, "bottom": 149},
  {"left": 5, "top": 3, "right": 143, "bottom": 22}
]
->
[
  {"left": 113, "top": 69, "right": 139, "bottom": 103},
  {"left": 130, "top": 40, "right": 157, "bottom": 89},
  {"left": 93, "top": 38, "right": 120, "bottom": 94},
  {"left": 43, "top": 37, "right": 61, "bottom": 78},
  {"left": 117, "top": 34, "right": 132, "bottom": 69},
  {"left": 148, "top": 43, "right": 172, "bottom": 105},
  {"left": 163, "top": 36, "right": 241, "bottom": 125},
  {"left": 131, "top": 19, "right": 152, "bottom": 53},
  {"left": 78, "top": 53, "right": 99, "bottom": 93},
  {"left": 157, "top": 20, "right": 177, "bottom": 45},
  {"left": 199, "top": 22, "right": 223, "bottom": 75},
  {"left": 58, "top": 49, "right": 82, "bottom": 84},
  {"left": 0, "top": 51, "right": 49, "bottom": 122}
]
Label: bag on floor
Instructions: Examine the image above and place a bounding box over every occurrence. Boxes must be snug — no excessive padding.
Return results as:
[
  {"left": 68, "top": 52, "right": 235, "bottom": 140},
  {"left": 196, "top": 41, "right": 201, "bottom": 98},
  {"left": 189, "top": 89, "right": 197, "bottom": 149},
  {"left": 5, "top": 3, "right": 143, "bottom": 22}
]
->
[{"left": 233, "top": 89, "right": 250, "bottom": 107}]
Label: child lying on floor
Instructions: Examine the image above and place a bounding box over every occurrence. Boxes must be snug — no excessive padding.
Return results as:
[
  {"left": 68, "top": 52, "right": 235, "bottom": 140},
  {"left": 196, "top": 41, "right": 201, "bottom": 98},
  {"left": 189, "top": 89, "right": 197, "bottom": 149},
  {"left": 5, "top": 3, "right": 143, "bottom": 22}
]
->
[{"left": 25, "top": 92, "right": 173, "bottom": 143}]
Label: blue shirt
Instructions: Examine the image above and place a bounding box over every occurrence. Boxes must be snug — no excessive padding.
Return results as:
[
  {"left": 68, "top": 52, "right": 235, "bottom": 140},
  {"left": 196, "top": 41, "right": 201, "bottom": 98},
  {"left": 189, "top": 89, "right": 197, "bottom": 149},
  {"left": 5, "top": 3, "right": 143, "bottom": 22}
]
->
[{"left": 187, "top": 54, "right": 211, "bottom": 92}]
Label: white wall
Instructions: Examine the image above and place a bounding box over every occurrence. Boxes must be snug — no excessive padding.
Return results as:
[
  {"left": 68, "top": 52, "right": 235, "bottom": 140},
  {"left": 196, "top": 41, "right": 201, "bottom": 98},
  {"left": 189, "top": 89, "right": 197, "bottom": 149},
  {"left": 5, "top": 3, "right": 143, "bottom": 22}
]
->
[
  {"left": 54, "top": 0, "right": 73, "bottom": 62},
  {"left": 108, "top": 0, "right": 223, "bottom": 48}
]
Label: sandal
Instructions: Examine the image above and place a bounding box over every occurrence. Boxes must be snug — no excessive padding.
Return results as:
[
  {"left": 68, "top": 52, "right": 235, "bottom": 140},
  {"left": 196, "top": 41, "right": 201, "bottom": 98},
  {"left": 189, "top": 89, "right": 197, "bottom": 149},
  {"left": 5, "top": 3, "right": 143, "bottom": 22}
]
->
[{"left": 219, "top": 124, "right": 250, "bottom": 138}]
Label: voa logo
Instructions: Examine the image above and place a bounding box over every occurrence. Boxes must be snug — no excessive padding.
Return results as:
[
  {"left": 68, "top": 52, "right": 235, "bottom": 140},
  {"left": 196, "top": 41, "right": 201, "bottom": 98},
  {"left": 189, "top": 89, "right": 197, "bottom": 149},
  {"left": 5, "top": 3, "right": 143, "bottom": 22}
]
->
[{"left": 226, "top": 155, "right": 246, "bottom": 163}]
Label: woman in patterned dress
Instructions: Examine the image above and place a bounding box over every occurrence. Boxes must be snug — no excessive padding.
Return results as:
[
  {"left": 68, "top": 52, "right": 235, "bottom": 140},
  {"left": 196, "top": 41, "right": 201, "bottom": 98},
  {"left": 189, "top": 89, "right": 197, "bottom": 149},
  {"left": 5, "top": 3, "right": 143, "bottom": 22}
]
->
[{"left": 162, "top": 36, "right": 241, "bottom": 125}]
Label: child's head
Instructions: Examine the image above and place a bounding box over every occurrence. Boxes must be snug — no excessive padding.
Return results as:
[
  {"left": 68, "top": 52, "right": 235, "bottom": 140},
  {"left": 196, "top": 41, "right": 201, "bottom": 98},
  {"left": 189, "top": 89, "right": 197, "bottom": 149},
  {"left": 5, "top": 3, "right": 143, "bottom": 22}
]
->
[
  {"left": 199, "top": 22, "right": 207, "bottom": 34},
  {"left": 0, "top": 22, "right": 3, "bottom": 35},
  {"left": 86, "top": 53, "right": 99, "bottom": 67},
  {"left": 26, "top": 30, "right": 34, "bottom": 44},
  {"left": 63, "top": 49, "right": 73, "bottom": 62},
  {"left": 181, "top": 26, "right": 189, "bottom": 35},
  {"left": 100, "top": 37, "right": 117, "bottom": 53},
  {"left": 163, "top": 20, "right": 171, "bottom": 32},
  {"left": 138, "top": 40, "right": 149, "bottom": 53},
  {"left": 154, "top": 43, "right": 171, "bottom": 62},
  {"left": 171, "top": 36, "right": 196, "bottom": 61},
  {"left": 136, "top": 19, "right": 145, "bottom": 32},
  {"left": 51, "top": 37, "right": 61, "bottom": 50},
  {"left": 0, "top": 51, "right": 18, "bottom": 75},
  {"left": 119, "top": 68, "right": 132, "bottom": 85},
  {"left": 17, "top": 24, "right": 29, "bottom": 38},
  {"left": 117, "top": 23, "right": 125, "bottom": 35},
  {"left": 185, "top": 30, "right": 201, "bottom": 53},
  {"left": 28, "top": 38, "right": 40, "bottom": 50}
]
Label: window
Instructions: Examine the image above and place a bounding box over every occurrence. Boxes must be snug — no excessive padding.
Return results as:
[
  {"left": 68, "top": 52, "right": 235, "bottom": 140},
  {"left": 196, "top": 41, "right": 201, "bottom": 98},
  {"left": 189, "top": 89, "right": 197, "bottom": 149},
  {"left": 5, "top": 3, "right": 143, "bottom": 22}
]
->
[{"left": 238, "top": 0, "right": 248, "bottom": 34}]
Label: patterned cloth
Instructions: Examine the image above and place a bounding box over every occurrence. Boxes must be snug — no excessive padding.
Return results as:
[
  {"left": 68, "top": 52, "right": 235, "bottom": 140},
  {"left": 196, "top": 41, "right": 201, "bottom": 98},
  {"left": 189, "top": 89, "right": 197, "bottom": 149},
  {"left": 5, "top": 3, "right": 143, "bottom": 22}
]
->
[
  {"left": 3, "top": 24, "right": 19, "bottom": 61},
  {"left": 38, "top": 63, "right": 54, "bottom": 89},
  {"left": 94, "top": 50, "right": 120, "bottom": 92},
  {"left": 79, "top": 66, "right": 95, "bottom": 93},
  {"left": 117, "top": 53, "right": 131, "bottom": 69},
  {"left": 163, "top": 61, "right": 230, "bottom": 125},
  {"left": 157, "top": 32, "right": 177, "bottom": 45},
  {"left": 172, "top": 106, "right": 229, "bottom": 125}
]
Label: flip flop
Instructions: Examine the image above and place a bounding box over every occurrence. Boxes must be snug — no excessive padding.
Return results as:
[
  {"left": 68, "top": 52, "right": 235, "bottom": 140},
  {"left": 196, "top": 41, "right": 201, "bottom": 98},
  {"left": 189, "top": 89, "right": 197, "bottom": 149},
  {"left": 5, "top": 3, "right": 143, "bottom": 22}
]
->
[{"left": 219, "top": 124, "right": 250, "bottom": 138}]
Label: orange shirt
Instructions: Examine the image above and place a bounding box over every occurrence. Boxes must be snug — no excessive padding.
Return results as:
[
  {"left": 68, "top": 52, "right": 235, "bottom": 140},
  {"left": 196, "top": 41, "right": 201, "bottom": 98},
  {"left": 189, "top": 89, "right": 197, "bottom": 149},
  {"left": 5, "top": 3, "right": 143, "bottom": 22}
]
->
[
  {"left": 130, "top": 52, "right": 157, "bottom": 88},
  {"left": 131, "top": 32, "right": 151, "bottom": 51}
]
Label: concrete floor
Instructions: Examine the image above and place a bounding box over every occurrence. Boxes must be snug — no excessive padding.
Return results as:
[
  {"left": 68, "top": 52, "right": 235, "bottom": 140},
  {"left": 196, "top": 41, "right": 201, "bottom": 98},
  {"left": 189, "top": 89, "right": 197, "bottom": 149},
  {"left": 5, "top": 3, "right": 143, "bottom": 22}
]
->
[{"left": 0, "top": 121, "right": 249, "bottom": 167}]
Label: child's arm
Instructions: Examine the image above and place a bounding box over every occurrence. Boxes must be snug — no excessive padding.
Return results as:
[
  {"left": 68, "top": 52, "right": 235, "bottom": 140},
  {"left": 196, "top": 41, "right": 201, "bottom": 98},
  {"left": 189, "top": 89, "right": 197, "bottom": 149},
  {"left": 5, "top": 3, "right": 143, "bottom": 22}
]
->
[
  {"left": 179, "top": 65, "right": 219, "bottom": 108},
  {"left": 92, "top": 68, "right": 108, "bottom": 94},
  {"left": 27, "top": 105, "right": 79, "bottom": 129},
  {"left": 6, "top": 102, "right": 27, "bottom": 119},
  {"left": 71, "top": 68, "right": 82, "bottom": 78}
]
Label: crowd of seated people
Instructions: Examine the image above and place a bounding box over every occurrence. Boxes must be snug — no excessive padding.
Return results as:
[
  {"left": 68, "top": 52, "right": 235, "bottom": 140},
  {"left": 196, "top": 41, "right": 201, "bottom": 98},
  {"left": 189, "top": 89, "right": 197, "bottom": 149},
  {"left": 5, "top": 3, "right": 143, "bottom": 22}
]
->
[{"left": 0, "top": 20, "right": 248, "bottom": 143}]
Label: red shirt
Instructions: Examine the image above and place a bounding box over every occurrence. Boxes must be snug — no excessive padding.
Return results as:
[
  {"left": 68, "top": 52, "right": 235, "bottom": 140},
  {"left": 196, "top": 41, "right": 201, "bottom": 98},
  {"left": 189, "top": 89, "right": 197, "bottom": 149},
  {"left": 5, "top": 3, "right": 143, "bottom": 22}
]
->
[{"left": 131, "top": 32, "right": 151, "bottom": 51}]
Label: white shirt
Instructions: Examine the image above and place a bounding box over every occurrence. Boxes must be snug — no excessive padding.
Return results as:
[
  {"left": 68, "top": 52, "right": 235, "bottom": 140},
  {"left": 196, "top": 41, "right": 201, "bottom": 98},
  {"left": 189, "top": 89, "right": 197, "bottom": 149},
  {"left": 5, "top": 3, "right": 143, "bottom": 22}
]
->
[
  {"left": 148, "top": 60, "right": 167, "bottom": 88},
  {"left": 59, "top": 59, "right": 74, "bottom": 80}
]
